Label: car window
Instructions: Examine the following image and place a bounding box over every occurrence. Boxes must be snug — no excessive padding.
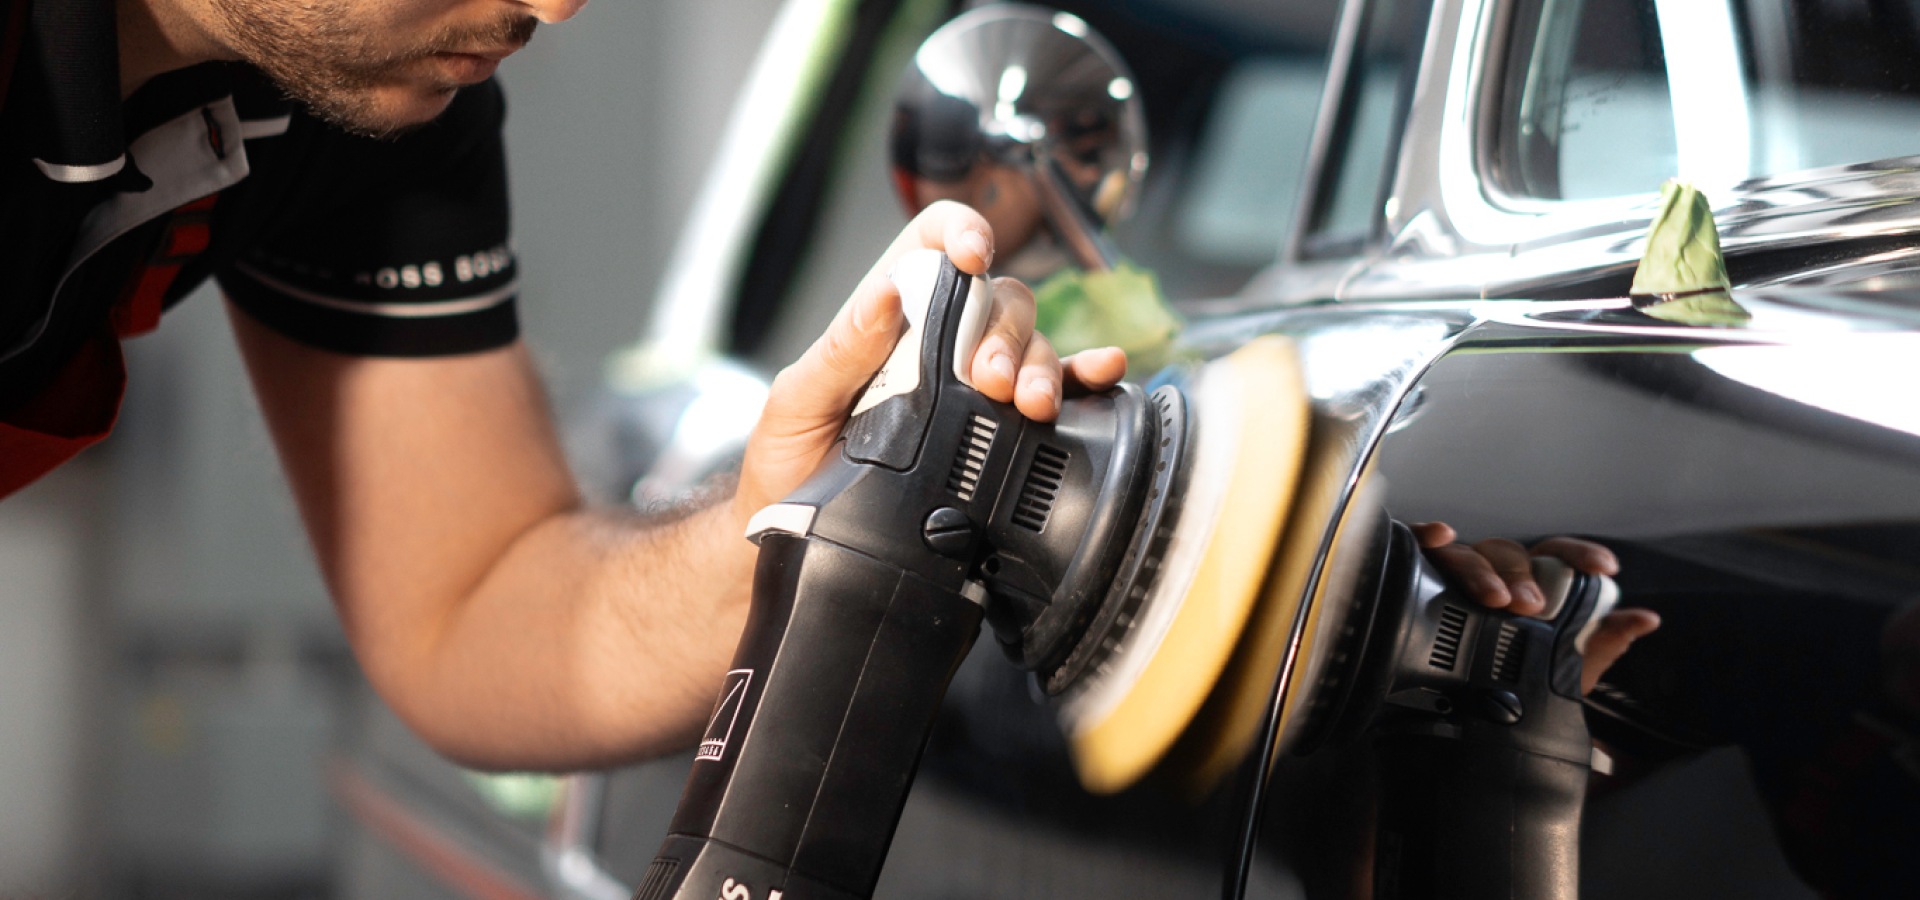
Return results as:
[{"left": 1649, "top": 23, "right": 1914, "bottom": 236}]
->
[
  {"left": 1300, "top": 0, "right": 1438, "bottom": 259},
  {"left": 1500, "top": 0, "right": 1920, "bottom": 201},
  {"left": 1172, "top": 59, "right": 1327, "bottom": 268}
]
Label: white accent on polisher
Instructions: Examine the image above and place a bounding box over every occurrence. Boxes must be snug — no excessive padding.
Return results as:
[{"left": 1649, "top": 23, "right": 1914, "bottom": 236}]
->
[
  {"left": 745, "top": 503, "right": 818, "bottom": 543},
  {"left": 853, "top": 250, "right": 991, "bottom": 415},
  {"left": 1530, "top": 556, "right": 1576, "bottom": 621},
  {"left": 1529, "top": 555, "right": 1620, "bottom": 654},
  {"left": 951, "top": 274, "right": 991, "bottom": 386},
  {"left": 1574, "top": 574, "right": 1621, "bottom": 656}
]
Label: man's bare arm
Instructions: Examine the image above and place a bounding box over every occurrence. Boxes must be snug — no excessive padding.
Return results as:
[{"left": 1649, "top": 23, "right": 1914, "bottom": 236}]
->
[
  {"left": 229, "top": 312, "right": 754, "bottom": 770},
  {"left": 231, "top": 203, "right": 1126, "bottom": 771}
]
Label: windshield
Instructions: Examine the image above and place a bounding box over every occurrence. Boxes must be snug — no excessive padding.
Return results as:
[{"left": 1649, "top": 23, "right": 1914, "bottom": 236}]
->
[{"left": 1497, "top": 0, "right": 1920, "bottom": 201}]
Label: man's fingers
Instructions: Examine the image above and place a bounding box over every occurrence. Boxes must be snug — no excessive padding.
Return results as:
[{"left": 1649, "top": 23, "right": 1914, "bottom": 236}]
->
[
  {"left": 895, "top": 199, "right": 994, "bottom": 274},
  {"left": 1426, "top": 544, "right": 1511, "bottom": 609},
  {"left": 1410, "top": 521, "right": 1457, "bottom": 548},
  {"left": 1062, "top": 347, "right": 1127, "bottom": 394},
  {"left": 1581, "top": 609, "right": 1661, "bottom": 695},
  {"left": 765, "top": 271, "right": 904, "bottom": 430},
  {"left": 1473, "top": 538, "right": 1543, "bottom": 615},
  {"left": 969, "top": 277, "right": 1036, "bottom": 403},
  {"left": 1531, "top": 536, "right": 1620, "bottom": 576},
  {"left": 938, "top": 202, "right": 995, "bottom": 273},
  {"left": 1015, "top": 331, "right": 1065, "bottom": 421}
]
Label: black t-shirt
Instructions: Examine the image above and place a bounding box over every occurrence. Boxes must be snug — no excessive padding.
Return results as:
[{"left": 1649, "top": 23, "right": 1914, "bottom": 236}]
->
[{"left": 1, "top": 0, "right": 521, "bottom": 419}]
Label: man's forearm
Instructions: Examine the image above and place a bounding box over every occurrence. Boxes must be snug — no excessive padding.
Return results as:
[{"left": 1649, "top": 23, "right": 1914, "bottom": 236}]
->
[
  {"left": 230, "top": 303, "right": 756, "bottom": 771},
  {"left": 377, "top": 496, "right": 756, "bottom": 771}
]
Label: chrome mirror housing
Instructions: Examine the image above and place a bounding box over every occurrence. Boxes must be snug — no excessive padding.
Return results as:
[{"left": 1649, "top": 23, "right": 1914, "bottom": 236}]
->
[{"left": 890, "top": 4, "right": 1148, "bottom": 273}]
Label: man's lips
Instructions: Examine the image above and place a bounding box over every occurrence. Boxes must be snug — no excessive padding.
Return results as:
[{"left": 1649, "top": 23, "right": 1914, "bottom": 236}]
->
[
  {"left": 430, "top": 47, "right": 519, "bottom": 83},
  {"left": 452, "top": 46, "right": 518, "bottom": 62}
]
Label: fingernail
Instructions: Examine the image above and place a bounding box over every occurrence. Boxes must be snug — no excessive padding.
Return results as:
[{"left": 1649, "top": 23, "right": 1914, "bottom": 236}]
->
[
  {"left": 1522, "top": 584, "right": 1544, "bottom": 608},
  {"left": 990, "top": 351, "right": 1016, "bottom": 384},
  {"left": 1032, "top": 377, "right": 1058, "bottom": 411},
  {"left": 961, "top": 230, "right": 992, "bottom": 267}
]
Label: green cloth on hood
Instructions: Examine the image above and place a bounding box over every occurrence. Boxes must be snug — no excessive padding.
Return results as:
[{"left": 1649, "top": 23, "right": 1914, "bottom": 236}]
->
[
  {"left": 1033, "top": 263, "right": 1182, "bottom": 371},
  {"left": 1630, "top": 181, "right": 1750, "bottom": 325}
]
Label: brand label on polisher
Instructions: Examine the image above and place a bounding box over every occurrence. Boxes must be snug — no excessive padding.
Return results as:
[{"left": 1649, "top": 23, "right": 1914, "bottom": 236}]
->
[{"left": 698, "top": 669, "right": 753, "bottom": 761}]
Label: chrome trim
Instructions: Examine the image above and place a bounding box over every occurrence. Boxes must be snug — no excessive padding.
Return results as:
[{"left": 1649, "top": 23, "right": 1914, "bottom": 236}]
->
[{"left": 1284, "top": 0, "right": 1371, "bottom": 264}]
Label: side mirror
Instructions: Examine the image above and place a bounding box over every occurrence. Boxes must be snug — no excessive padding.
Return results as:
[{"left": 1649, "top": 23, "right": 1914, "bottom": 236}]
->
[{"left": 890, "top": 4, "right": 1147, "bottom": 274}]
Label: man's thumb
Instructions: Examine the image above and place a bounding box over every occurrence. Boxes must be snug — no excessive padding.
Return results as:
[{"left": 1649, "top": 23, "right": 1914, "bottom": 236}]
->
[{"left": 767, "top": 275, "right": 905, "bottom": 427}]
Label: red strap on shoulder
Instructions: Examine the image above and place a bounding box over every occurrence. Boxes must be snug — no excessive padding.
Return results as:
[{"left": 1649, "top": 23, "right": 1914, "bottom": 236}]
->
[
  {"left": 0, "top": 327, "right": 126, "bottom": 500},
  {"left": 0, "top": 0, "right": 28, "bottom": 119},
  {"left": 113, "top": 193, "right": 219, "bottom": 337}
]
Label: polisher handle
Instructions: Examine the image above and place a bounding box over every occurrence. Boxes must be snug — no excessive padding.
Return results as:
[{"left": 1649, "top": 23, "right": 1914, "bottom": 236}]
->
[
  {"left": 839, "top": 250, "right": 992, "bottom": 471},
  {"left": 648, "top": 251, "right": 1000, "bottom": 900},
  {"left": 641, "top": 535, "right": 984, "bottom": 900}
]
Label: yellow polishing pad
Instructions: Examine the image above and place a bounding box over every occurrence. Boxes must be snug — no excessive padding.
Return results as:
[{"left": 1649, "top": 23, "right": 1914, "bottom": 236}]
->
[
  {"left": 1162, "top": 461, "right": 1384, "bottom": 797},
  {"left": 1059, "top": 336, "right": 1309, "bottom": 795}
]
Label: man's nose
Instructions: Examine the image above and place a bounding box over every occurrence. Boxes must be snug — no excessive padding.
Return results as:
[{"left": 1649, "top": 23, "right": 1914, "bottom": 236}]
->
[{"left": 520, "top": 0, "right": 589, "bottom": 23}]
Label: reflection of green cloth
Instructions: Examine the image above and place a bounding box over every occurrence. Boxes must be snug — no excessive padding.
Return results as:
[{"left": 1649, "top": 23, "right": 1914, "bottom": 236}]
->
[
  {"left": 1033, "top": 263, "right": 1182, "bottom": 371},
  {"left": 1630, "top": 181, "right": 1750, "bottom": 325},
  {"left": 465, "top": 771, "right": 564, "bottom": 820}
]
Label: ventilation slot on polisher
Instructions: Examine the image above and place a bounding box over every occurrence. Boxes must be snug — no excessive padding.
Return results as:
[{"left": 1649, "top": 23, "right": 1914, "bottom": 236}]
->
[
  {"left": 1491, "top": 621, "right": 1526, "bottom": 683},
  {"left": 947, "top": 415, "right": 998, "bottom": 500},
  {"left": 1012, "top": 444, "right": 1070, "bottom": 532},
  {"left": 1429, "top": 604, "right": 1469, "bottom": 671},
  {"left": 634, "top": 858, "right": 680, "bottom": 900}
]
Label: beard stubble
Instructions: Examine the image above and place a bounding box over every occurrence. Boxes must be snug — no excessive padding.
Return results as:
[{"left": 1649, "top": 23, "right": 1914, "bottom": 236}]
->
[{"left": 208, "top": 0, "right": 537, "bottom": 139}]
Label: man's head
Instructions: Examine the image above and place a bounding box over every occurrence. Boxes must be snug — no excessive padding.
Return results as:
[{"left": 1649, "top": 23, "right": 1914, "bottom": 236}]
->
[{"left": 198, "top": 0, "right": 578, "bottom": 139}]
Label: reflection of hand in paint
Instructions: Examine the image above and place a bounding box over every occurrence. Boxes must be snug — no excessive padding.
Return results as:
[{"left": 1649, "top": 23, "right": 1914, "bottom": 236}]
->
[{"left": 1410, "top": 523, "right": 1662, "bottom": 695}]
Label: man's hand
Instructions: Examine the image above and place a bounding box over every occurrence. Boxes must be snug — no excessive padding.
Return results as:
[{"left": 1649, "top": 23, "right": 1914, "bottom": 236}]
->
[
  {"left": 1412, "top": 522, "right": 1660, "bottom": 695},
  {"left": 734, "top": 201, "right": 1127, "bottom": 527}
]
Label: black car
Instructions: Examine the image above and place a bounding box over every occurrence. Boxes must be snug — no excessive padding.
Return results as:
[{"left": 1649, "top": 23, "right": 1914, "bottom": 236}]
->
[{"left": 336, "top": 2, "right": 1920, "bottom": 898}]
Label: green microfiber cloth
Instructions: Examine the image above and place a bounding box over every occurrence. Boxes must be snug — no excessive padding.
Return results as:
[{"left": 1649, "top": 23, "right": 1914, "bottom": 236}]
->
[
  {"left": 1033, "top": 262, "right": 1182, "bottom": 372},
  {"left": 1630, "top": 181, "right": 1750, "bottom": 325}
]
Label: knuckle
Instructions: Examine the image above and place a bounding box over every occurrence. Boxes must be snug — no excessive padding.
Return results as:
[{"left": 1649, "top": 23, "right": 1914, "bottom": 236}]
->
[
  {"left": 993, "top": 276, "right": 1036, "bottom": 305},
  {"left": 819, "top": 335, "right": 861, "bottom": 376}
]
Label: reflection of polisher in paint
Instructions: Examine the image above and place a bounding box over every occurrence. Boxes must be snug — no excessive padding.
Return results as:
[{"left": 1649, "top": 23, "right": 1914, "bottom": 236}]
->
[
  {"left": 632, "top": 248, "right": 1310, "bottom": 900},
  {"left": 1153, "top": 456, "right": 1622, "bottom": 898},
  {"left": 1282, "top": 519, "right": 1620, "bottom": 900}
]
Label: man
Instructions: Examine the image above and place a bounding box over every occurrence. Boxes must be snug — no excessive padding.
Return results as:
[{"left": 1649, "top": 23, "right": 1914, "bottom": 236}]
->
[
  {"left": 4, "top": 0, "right": 1129, "bottom": 771},
  {"left": 2, "top": 0, "right": 1647, "bottom": 775}
]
